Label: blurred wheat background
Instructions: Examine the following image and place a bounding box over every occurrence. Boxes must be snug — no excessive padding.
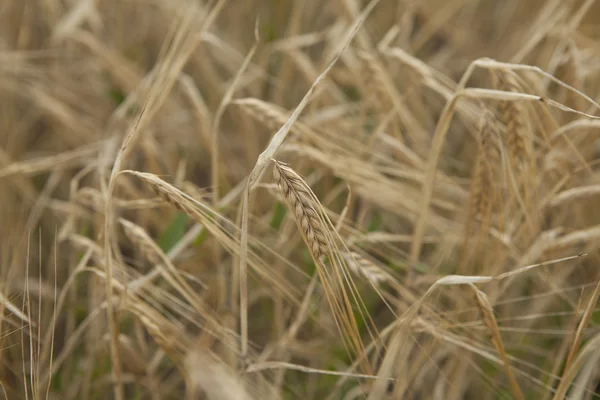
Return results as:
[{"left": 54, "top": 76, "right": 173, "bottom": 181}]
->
[{"left": 2, "top": 0, "right": 600, "bottom": 399}]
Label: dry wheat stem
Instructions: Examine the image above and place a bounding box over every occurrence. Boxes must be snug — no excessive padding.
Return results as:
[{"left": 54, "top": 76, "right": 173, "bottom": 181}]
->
[
  {"left": 212, "top": 20, "right": 260, "bottom": 204},
  {"left": 564, "top": 42, "right": 586, "bottom": 112},
  {"left": 210, "top": 23, "right": 259, "bottom": 315},
  {"left": 463, "top": 58, "right": 600, "bottom": 111}
]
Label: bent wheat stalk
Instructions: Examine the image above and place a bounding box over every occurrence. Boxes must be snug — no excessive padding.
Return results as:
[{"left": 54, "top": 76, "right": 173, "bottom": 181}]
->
[
  {"left": 238, "top": 0, "right": 381, "bottom": 363},
  {"left": 271, "top": 159, "right": 377, "bottom": 375}
]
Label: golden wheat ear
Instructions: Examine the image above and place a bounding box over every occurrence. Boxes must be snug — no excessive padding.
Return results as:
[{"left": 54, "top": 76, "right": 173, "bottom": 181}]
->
[
  {"left": 342, "top": 251, "right": 389, "bottom": 287},
  {"left": 234, "top": 98, "right": 290, "bottom": 133},
  {"left": 491, "top": 69, "right": 540, "bottom": 236},
  {"left": 471, "top": 284, "right": 525, "bottom": 400},
  {"left": 460, "top": 110, "right": 500, "bottom": 271},
  {"left": 492, "top": 70, "right": 530, "bottom": 169},
  {"left": 468, "top": 110, "right": 500, "bottom": 234},
  {"left": 271, "top": 159, "right": 329, "bottom": 261}
]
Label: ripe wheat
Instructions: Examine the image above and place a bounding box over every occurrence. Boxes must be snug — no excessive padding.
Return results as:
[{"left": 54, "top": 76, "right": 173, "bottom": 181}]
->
[{"left": 272, "top": 160, "right": 329, "bottom": 261}]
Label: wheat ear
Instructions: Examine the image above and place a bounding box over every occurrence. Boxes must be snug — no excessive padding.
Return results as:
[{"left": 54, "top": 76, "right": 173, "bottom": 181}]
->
[
  {"left": 342, "top": 251, "right": 389, "bottom": 286},
  {"left": 493, "top": 70, "right": 529, "bottom": 167},
  {"left": 492, "top": 70, "right": 540, "bottom": 235},
  {"left": 234, "top": 98, "right": 290, "bottom": 132},
  {"left": 357, "top": 51, "right": 392, "bottom": 113},
  {"left": 272, "top": 160, "right": 329, "bottom": 261},
  {"left": 120, "top": 219, "right": 163, "bottom": 265},
  {"left": 123, "top": 170, "right": 202, "bottom": 222},
  {"left": 471, "top": 285, "right": 525, "bottom": 400},
  {"left": 468, "top": 111, "right": 499, "bottom": 233},
  {"left": 460, "top": 111, "right": 500, "bottom": 271}
]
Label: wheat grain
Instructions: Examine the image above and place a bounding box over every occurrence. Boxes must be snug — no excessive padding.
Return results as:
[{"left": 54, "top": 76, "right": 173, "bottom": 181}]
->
[{"left": 272, "top": 160, "right": 329, "bottom": 261}]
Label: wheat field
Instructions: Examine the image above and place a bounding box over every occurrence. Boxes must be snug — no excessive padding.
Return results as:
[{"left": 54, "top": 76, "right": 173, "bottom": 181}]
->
[{"left": 2, "top": 0, "right": 600, "bottom": 399}]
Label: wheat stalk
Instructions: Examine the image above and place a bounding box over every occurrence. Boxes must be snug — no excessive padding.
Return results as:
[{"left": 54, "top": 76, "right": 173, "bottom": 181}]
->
[
  {"left": 272, "top": 160, "right": 329, "bottom": 261},
  {"left": 563, "top": 43, "right": 585, "bottom": 112}
]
